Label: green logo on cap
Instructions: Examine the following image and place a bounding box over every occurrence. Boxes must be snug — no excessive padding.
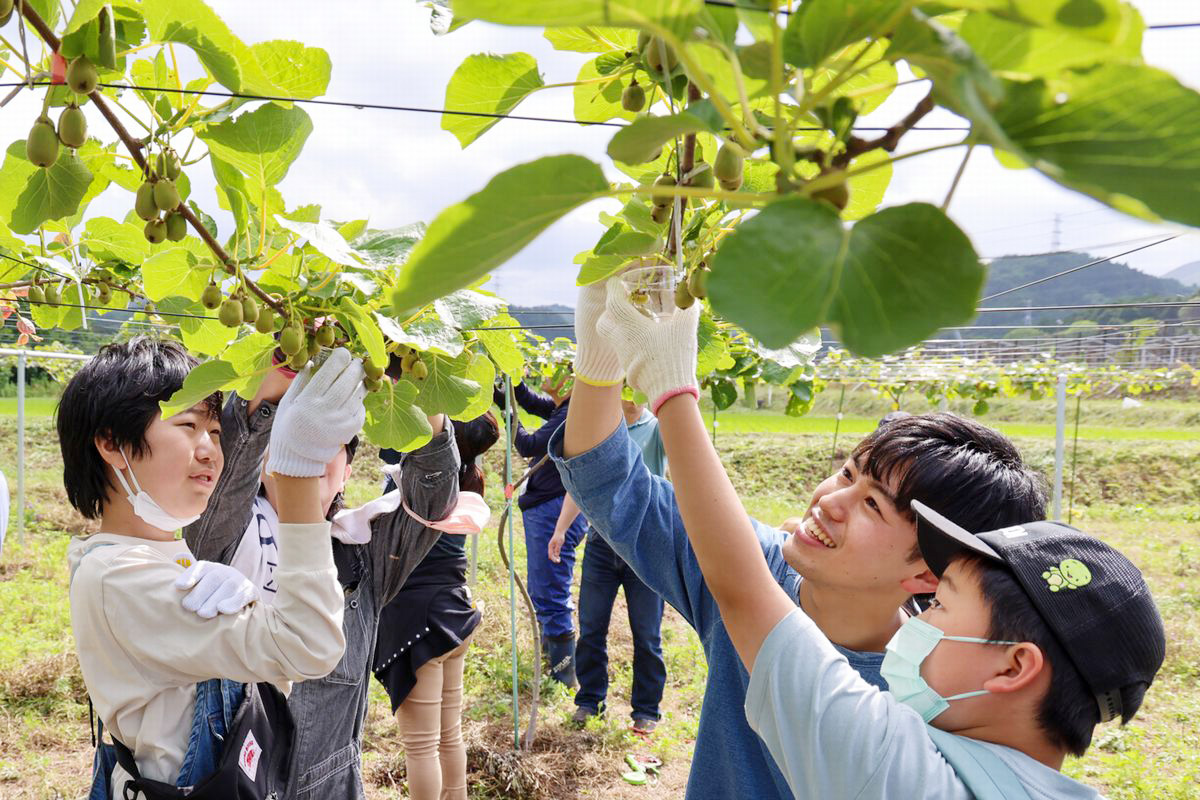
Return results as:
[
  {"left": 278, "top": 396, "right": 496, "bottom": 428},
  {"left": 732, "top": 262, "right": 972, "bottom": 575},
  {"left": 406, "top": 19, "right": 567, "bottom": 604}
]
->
[{"left": 1042, "top": 559, "right": 1092, "bottom": 592}]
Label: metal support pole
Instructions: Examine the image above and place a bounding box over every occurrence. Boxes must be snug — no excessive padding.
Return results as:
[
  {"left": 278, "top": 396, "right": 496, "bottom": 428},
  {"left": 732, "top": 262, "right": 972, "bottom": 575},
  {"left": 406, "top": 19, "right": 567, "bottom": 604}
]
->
[
  {"left": 1052, "top": 374, "right": 1066, "bottom": 521},
  {"left": 830, "top": 384, "right": 846, "bottom": 472},
  {"left": 16, "top": 351, "right": 26, "bottom": 547},
  {"left": 503, "top": 375, "right": 519, "bottom": 751}
]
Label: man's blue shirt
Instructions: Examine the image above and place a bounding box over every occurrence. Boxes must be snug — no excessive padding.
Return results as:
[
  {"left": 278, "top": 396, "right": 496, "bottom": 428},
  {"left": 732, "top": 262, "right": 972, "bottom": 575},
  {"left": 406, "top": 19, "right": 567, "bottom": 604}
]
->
[{"left": 549, "top": 422, "right": 887, "bottom": 800}]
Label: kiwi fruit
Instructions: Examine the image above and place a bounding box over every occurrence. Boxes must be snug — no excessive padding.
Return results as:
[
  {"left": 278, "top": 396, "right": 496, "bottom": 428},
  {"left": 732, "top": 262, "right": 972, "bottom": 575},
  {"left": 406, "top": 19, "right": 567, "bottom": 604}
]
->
[
  {"left": 218, "top": 298, "right": 243, "bottom": 327},
  {"left": 240, "top": 294, "right": 259, "bottom": 324},
  {"left": 289, "top": 349, "right": 309, "bottom": 371},
  {"left": 135, "top": 181, "right": 158, "bottom": 221},
  {"left": 689, "top": 163, "right": 714, "bottom": 189},
  {"left": 364, "top": 376, "right": 383, "bottom": 393},
  {"left": 144, "top": 218, "right": 166, "bottom": 244},
  {"left": 674, "top": 280, "right": 695, "bottom": 310},
  {"left": 409, "top": 359, "right": 429, "bottom": 381},
  {"left": 688, "top": 266, "right": 709, "bottom": 299},
  {"left": 364, "top": 362, "right": 384, "bottom": 381},
  {"left": 27, "top": 284, "right": 45, "bottom": 304},
  {"left": 97, "top": 283, "right": 112, "bottom": 303},
  {"left": 44, "top": 284, "right": 60, "bottom": 306},
  {"left": 157, "top": 149, "right": 182, "bottom": 181},
  {"left": 200, "top": 282, "right": 222, "bottom": 309},
  {"left": 316, "top": 324, "right": 335, "bottom": 347},
  {"left": 714, "top": 143, "right": 744, "bottom": 182},
  {"left": 621, "top": 82, "right": 646, "bottom": 113},
  {"left": 650, "top": 203, "right": 671, "bottom": 224},
  {"left": 636, "top": 31, "right": 651, "bottom": 53},
  {"left": 306, "top": 335, "right": 321, "bottom": 359},
  {"left": 400, "top": 352, "right": 418, "bottom": 373},
  {"left": 719, "top": 175, "right": 743, "bottom": 191},
  {"left": 643, "top": 38, "right": 678, "bottom": 75},
  {"left": 26, "top": 116, "right": 59, "bottom": 168},
  {"left": 813, "top": 181, "right": 850, "bottom": 211},
  {"left": 153, "top": 179, "right": 180, "bottom": 212},
  {"left": 652, "top": 173, "right": 677, "bottom": 208},
  {"left": 67, "top": 56, "right": 98, "bottom": 95},
  {"left": 279, "top": 325, "right": 304, "bottom": 356},
  {"left": 255, "top": 307, "right": 275, "bottom": 334},
  {"left": 57, "top": 105, "right": 87, "bottom": 148},
  {"left": 165, "top": 212, "right": 187, "bottom": 242}
]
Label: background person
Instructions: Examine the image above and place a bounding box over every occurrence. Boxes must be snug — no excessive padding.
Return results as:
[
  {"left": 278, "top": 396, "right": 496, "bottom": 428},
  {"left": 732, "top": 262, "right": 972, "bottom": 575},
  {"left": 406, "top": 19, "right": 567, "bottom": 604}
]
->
[{"left": 374, "top": 412, "right": 499, "bottom": 800}]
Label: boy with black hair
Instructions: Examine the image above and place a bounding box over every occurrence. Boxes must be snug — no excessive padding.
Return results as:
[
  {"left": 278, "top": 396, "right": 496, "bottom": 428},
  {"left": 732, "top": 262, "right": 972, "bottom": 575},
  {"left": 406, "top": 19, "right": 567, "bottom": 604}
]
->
[
  {"left": 551, "top": 283, "right": 1049, "bottom": 799},
  {"left": 62, "top": 338, "right": 361, "bottom": 796},
  {"left": 583, "top": 281, "right": 1165, "bottom": 798}
]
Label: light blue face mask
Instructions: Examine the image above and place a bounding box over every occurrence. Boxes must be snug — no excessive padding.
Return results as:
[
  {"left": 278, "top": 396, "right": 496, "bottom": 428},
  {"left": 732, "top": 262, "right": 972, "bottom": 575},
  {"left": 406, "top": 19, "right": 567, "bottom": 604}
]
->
[{"left": 880, "top": 616, "right": 1017, "bottom": 723}]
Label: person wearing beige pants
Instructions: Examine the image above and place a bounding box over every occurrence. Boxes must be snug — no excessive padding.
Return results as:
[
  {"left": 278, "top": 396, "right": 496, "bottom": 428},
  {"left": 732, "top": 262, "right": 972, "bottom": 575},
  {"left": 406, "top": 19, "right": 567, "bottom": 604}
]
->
[{"left": 395, "top": 634, "right": 475, "bottom": 799}]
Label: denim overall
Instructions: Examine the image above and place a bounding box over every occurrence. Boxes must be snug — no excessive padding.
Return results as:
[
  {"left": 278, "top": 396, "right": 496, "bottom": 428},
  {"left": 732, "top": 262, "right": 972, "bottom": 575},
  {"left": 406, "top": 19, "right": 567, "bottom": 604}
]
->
[{"left": 89, "top": 679, "right": 245, "bottom": 799}]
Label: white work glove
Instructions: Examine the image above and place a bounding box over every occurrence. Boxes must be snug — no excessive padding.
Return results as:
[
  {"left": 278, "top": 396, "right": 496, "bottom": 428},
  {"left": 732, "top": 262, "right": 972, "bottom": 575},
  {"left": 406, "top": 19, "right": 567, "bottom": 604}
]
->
[
  {"left": 598, "top": 274, "right": 700, "bottom": 413},
  {"left": 175, "top": 561, "right": 259, "bottom": 618},
  {"left": 265, "top": 347, "right": 367, "bottom": 477},
  {"left": 572, "top": 280, "right": 624, "bottom": 387}
]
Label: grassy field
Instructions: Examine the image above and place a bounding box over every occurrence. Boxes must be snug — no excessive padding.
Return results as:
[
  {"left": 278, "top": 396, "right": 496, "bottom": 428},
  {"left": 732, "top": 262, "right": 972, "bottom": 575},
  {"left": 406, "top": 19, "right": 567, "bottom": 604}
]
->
[{"left": 1, "top": 402, "right": 1197, "bottom": 799}]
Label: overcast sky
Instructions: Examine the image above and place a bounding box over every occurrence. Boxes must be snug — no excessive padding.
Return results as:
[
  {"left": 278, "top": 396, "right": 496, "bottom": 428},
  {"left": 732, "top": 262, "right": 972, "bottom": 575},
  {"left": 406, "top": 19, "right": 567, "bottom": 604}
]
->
[{"left": 2, "top": 1, "right": 1197, "bottom": 306}]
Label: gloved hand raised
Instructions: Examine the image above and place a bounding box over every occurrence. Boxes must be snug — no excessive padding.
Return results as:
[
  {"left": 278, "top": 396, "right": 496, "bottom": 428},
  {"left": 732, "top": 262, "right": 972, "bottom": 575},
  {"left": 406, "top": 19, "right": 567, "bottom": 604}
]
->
[
  {"left": 175, "top": 560, "right": 259, "bottom": 618},
  {"left": 597, "top": 274, "right": 700, "bottom": 413},
  {"left": 265, "top": 348, "right": 367, "bottom": 477},
  {"left": 572, "top": 280, "right": 624, "bottom": 387}
]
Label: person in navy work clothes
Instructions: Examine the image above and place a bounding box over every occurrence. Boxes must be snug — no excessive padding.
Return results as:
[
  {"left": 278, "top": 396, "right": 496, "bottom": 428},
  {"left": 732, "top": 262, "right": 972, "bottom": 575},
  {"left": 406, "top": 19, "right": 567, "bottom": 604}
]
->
[{"left": 493, "top": 375, "right": 588, "bottom": 686}]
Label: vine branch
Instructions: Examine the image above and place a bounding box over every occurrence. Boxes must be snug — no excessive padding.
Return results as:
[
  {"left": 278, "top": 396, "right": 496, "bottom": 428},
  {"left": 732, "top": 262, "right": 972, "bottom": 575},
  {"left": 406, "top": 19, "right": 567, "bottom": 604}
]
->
[
  {"left": 17, "top": 3, "right": 286, "bottom": 318},
  {"left": 834, "top": 91, "right": 934, "bottom": 167}
]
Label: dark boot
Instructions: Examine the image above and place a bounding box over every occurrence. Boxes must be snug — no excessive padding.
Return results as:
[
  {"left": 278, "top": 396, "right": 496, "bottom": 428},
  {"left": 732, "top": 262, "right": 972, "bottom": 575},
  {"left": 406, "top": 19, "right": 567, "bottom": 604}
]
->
[{"left": 546, "top": 632, "right": 578, "bottom": 689}]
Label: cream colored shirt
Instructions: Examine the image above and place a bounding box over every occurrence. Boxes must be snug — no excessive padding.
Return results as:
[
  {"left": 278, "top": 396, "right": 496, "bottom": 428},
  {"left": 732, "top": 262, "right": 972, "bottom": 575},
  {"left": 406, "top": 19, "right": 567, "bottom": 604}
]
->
[{"left": 68, "top": 522, "right": 345, "bottom": 791}]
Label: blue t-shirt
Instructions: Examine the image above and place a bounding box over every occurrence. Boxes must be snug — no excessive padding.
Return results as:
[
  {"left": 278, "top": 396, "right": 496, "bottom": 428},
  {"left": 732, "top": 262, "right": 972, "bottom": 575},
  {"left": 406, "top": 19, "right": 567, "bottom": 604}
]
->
[{"left": 550, "top": 423, "right": 887, "bottom": 800}]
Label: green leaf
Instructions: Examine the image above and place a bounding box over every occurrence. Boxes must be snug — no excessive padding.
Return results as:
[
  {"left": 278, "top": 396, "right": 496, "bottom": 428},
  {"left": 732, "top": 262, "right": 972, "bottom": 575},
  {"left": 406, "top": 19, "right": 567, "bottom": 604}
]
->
[
  {"left": 709, "top": 198, "right": 983, "bottom": 356},
  {"left": 453, "top": 0, "right": 704, "bottom": 36},
  {"left": 250, "top": 40, "right": 332, "bottom": 100},
  {"left": 454, "top": 353, "right": 497, "bottom": 421},
  {"left": 160, "top": 359, "right": 240, "bottom": 418},
  {"left": 0, "top": 142, "right": 93, "bottom": 235},
  {"left": 606, "top": 109, "right": 719, "bottom": 164},
  {"left": 785, "top": 380, "right": 815, "bottom": 416},
  {"left": 221, "top": 332, "right": 276, "bottom": 374},
  {"left": 442, "top": 53, "right": 545, "bottom": 147},
  {"left": 544, "top": 26, "right": 637, "bottom": 53},
  {"left": 337, "top": 297, "right": 387, "bottom": 367},
  {"left": 960, "top": 10, "right": 1142, "bottom": 79},
  {"left": 159, "top": 296, "right": 237, "bottom": 356},
  {"left": 364, "top": 380, "right": 434, "bottom": 452},
  {"left": 142, "top": 248, "right": 206, "bottom": 302},
  {"left": 353, "top": 222, "right": 426, "bottom": 267},
  {"left": 696, "top": 311, "right": 729, "bottom": 377},
  {"left": 274, "top": 216, "right": 364, "bottom": 267},
  {"left": 387, "top": 313, "right": 466, "bottom": 358},
  {"left": 710, "top": 378, "right": 737, "bottom": 410},
  {"left": 81, "top": 217, "right": 150, "bottom": 263},
  {"left": 594, "top": 222, "right": 658, "bottom": 257},
  {"left": 573, "top": 56, "right": 638, "bottom": 124},
  {"left": 412, "top": 353, "right": 480, "bottom": 417},
  {"left": 477, "top": 314, "right": 526, "bottom": 376},
  {"left": 843, "top": 149, "right": 893, "bottom": 221},
  {"left": 809, "top": 40, "right": 898, "bottom": 114},
  {"left": 991, "top": 64, "right": 1200, "bottom": 227},
  {"left": 200, "top": 105, "right": 313, "bottom": 203},
  {"left": 434, "top": 289, "right": 506, "bottom": 329},
  {"left": 391, "top": 155, "right": 609, "bottom": 313},
  {"left": 783, "top": 0, "right": 907, "bottom": 68}
]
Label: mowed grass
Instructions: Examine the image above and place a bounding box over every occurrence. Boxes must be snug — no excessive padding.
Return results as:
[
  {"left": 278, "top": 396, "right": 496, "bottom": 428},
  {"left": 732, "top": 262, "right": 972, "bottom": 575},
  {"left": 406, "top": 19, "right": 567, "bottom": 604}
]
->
[{"left": 0, "top": 410, "right": 1197, "bottom": 798}]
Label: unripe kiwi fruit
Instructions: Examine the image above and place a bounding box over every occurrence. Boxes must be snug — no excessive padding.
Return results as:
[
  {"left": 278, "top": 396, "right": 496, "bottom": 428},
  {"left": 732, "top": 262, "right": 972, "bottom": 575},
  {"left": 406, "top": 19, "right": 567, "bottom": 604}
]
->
[
  {"left": 714, "top": 143, "right": 744, "bottom": 182},
  {"left": 674, "top": 280, "right": 695, "bottom": 309},
  {"left": 636, "top": 31, "right": 651, "bottom": 53},
  {"left": 153, "top": 179, "right": 180, "bottom": 212},
  {"left": 165, "top": 212, "right": 188, "bottom": 242},
  {"left": 688, "top": 266, "right": 709, "bottom": 299},
  {"left": 279, "top": 326, "right": 304, "bottom": 356},
  {"left": 28, "top": 284, "right": 45, "bottom": 304},
  {"left": 652, "top": 173, "right": 677, "bottom": 208},
  {"left": 157, "top": 149, "right": 182, "bottom": 181},
  {"left": 650, "top": 203, "right": 671, "bottom": 224},
  {"left": 26, "top": 116, "right": 59, "bottom": 167},
  {"left": 409, "top": 360, "right": 429, "bottom": 381},
  {"left": 240, "top": 294, "right": 259, "bottom": 323},
  {"left": 289, "top": 349, "right": 309, "bottom": 371},
  {"left": 67, "top": 56, "right": 98, "bottom": 95},
  {"left": 201, "top": 283, "right": 222, "bottom": 309},
  {"left": 58, "top": 105, "right": 87, "bottom": 148},
  {"left": 643, "top": 38, "right": 678, "bottom": 74},
  {"left": 719, "top": 175, "right": 743, "bottom": 191},
  {"left": 144, "top": 218, "right": 166, "bottom": 244},
  {"left": 813, "top": 181, "right": 850, "bottom": 211},
  {"left": 316, "top": 324, "right": 335, "bottom": 347},
  {"left": 135, "top": 181, "right": 158, "bottom": 221},
  {"left": 689, "top": 163, "right": 714, "bottom": 189},
  {"left": 400, "top": 352, "right": 418, "bottom": 373},
  {"left": 44, "top": 284, "right": 60, "bottom": 306},
  {"left": 97, "top": 284, "right": 112, "bottom": 303},
  {"left": 218, "top": 298, "right": 243, "bottom": 327},
  {"left": 621, "top": 82, "right": 646, "bottom": 113},
  {"left": 255, "top": 308, "right": 275, "bottom": 334},
  {"left": 364, "top": 376, "right": 383, "bottom": 392},
  {"left": 364, "top": 362, "right": 385, "bottom": 381}
]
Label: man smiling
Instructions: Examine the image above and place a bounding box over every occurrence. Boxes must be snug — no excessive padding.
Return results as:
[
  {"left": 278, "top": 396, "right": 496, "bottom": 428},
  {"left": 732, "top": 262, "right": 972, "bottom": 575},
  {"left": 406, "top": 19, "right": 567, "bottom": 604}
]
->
[{"left": 547, "top": 282, "right": 1050, "bottom": 800}]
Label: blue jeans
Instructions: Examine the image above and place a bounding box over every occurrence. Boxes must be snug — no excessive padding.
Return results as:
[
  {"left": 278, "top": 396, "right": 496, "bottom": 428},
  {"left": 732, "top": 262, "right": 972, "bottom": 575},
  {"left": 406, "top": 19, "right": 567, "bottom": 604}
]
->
[
  {"left": 522, "top": 495, "right": 588, "bottom": 638},
  {"left": 575, "top": 533, "right": 666, "bottom": 721}
]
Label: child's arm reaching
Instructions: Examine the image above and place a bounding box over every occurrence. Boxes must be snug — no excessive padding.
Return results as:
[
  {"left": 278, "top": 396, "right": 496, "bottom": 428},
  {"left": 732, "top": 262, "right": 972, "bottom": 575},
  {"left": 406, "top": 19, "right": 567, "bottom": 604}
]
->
[{"left": 596, "top": 279, "right": 794, "bottom": 670}]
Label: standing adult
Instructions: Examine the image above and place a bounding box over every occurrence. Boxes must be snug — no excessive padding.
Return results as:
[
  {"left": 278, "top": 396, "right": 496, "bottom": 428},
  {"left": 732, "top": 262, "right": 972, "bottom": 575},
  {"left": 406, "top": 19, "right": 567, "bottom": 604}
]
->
[
  {"left": 374, "top": 412, "right": 498, "bottom": 800},
  {"left": 552, "top": 398, "right": 667, "bottom": 734},
  {"left": 493, "top": 376, "right": 588, "bottom": 686}
]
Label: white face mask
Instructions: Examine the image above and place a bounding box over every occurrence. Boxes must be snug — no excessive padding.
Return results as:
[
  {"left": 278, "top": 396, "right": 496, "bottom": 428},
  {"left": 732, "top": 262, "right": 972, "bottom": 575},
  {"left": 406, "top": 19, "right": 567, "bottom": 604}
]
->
[{"left": 111, "top": 449, "right": 201, "bottom": 532}]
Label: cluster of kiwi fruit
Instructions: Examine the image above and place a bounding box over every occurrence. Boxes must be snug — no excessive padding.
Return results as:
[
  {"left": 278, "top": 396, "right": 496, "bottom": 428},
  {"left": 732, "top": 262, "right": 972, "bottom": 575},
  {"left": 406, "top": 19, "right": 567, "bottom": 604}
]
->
[
  {"left": 619, "top": 32, "right": 680, "bottom": 114},
  {"left": 135, "top": 147, "right": 186, "bottom": 244},
  {"left": 26, "top": 267, "right": 120, "bottom": 308},
  {"left": 674, "top": 262, "right": 710, "bottom": 310},
  {"left": 25, "top": 56, "right": 97, "bottom": 169}
]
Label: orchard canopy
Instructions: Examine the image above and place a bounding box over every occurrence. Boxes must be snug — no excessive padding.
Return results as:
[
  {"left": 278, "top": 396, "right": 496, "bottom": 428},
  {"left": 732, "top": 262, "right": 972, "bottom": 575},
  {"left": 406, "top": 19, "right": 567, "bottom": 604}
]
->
[{"left": 2, "top": 0, "right": 1198, "bottom": 449}]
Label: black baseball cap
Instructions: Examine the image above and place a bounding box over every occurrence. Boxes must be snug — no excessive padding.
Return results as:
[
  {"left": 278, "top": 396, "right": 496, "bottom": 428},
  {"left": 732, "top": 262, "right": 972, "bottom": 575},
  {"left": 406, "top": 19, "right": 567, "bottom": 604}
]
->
[{"left": 911, "top": 500, "right": 1166, "bottom": 724}]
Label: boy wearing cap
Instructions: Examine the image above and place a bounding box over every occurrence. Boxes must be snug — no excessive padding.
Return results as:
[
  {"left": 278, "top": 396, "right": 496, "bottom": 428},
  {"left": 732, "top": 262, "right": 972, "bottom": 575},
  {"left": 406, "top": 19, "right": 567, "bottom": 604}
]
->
[{"left": 586, "top": 279, "right": 1165, "bottom": 798}]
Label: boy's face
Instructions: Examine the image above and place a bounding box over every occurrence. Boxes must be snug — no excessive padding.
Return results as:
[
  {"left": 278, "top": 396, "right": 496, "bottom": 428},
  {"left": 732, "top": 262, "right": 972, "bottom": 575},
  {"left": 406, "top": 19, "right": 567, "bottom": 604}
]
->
[
  {"left": 781, "top": 457, "right": 932, "bottom": 597},
  {"left": 110, "top": 403, "right": 223, "bottom": 518}
]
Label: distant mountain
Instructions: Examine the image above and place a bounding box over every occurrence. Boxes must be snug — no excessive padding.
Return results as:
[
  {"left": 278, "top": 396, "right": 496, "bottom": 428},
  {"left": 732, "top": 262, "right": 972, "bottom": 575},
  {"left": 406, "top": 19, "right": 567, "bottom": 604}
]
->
[
  {"left": 967, "top": 252, "right": 1191, "bottom": 333},
  {"left": 1164, "top": 260, "right": 1200, "bottom": 287},
  {"left": 508, "top": 304, "right": 575, "bottom": 342}
]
